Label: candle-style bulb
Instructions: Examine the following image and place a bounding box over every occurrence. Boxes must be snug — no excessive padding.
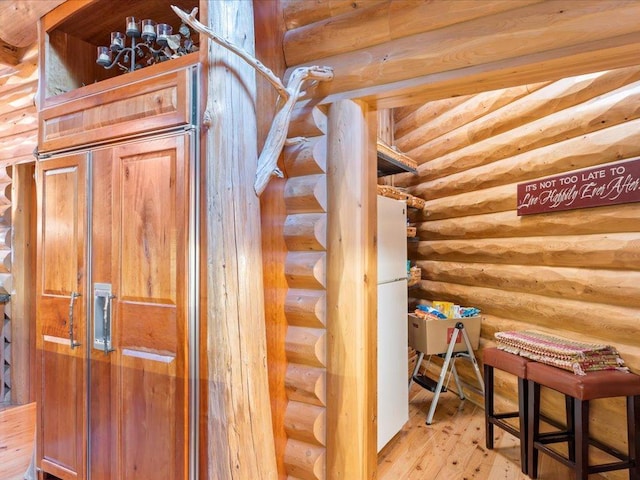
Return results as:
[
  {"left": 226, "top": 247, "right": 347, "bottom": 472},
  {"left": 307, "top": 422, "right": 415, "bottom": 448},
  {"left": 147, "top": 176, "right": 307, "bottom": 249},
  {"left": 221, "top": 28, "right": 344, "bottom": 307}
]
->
[
  {"left": 96, "top": 46, "right": 112, "bottom": 66},
  {"left": 141, "top": 19, "right": 157, "bottom": 42},
  {"left": 156, "top": 23, "right": 172, "bottom": 46},
  {"left": 126, "top": 16, "right": 140, "bottom": 37},
  {"left": 110, "top": 32, "right": 125, "bottom": 51}
]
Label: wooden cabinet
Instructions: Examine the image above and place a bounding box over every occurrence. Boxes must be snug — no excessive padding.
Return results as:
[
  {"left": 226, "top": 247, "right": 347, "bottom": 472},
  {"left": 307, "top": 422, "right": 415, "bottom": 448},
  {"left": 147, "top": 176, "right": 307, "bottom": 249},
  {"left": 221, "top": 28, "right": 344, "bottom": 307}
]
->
[
  {"left": 36, "top": 3, "right": 199, "bottom": 479},
  {"left": 36, "top": 153, "right": 89, "bottom": 479},
  {"left": 36, "top": 133, "right": 194, "bottom": 480}
]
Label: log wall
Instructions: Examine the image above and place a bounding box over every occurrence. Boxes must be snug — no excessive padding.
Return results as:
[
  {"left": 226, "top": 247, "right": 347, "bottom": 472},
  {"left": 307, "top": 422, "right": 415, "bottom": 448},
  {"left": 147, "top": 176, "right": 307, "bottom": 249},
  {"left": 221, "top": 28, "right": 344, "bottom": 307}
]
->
[
  {"left": 393, "top": 65, "right": 640, "bottom": 466},
  {"left": 281, "top": 107, "right": 329, "bottom": 480},
  {"left": 263, "top": 99, "right": 377, "bottom": 480},
  {"left": 258, "top": 2, "right": 640, "bottom": 477},
  {"left": 0, "top": 46, "right": 38, "bottom": 405}
]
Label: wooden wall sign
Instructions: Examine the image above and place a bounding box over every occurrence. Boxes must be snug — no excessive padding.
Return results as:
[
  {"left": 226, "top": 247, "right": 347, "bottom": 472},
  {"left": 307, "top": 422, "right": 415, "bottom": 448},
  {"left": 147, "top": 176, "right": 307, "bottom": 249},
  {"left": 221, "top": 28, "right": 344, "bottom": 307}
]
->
[{"left": 517, "top": 157, "right": 640, "bottom": 215}]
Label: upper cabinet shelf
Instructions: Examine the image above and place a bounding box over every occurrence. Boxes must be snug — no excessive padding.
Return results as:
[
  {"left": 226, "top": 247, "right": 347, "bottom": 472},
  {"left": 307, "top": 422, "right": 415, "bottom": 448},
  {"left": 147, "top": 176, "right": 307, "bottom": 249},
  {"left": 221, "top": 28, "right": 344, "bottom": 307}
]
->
[
  {"left": 377, "top": 139, "right": 417, "bottom": 177},
  {"left": 39, "top": 0, "right": 200, "bottom": 107}
]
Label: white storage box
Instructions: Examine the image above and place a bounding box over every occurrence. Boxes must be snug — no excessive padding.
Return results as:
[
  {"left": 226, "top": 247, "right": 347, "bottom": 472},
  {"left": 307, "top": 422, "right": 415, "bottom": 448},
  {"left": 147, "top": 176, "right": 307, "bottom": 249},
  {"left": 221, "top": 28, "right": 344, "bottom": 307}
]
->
[{"left": 408, "top": 314, "right": 481, "bottom": 355}]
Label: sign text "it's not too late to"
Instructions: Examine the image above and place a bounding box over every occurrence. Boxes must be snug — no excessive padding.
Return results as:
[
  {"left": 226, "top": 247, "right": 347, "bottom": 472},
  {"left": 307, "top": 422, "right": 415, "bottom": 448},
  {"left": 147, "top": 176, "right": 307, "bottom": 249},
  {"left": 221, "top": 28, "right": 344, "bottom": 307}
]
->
[{"left": 517, "top": 157, "right": 640, "bottom": 216}]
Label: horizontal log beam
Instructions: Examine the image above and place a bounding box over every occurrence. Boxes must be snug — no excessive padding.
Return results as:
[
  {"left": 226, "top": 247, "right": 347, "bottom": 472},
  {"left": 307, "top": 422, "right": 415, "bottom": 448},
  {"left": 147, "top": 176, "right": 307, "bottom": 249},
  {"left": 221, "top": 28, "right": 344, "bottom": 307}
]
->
[
  {"left": 302, "top": 32, "right": 640, "bottom": 109},
  {"left": 418, "top": 260, "right": 640, "bottom": 308},
  {"left": 0, "top": 81, "right": 36, "bottom": 116},
  {"left": 284, "top": 213, "right": 327, "bottom": 251},
  {"left": 284, "top": 401, "right": 326, "bottom": 446},
  {"left": 413, "top": 119, "right": 640, "bottom": 200},
  {"left": 394, "top": 95, "right": 471, "bottom": 138},
  {"left": 417, "top": 203, "right": 640, "bottom": 240},
  {"left": 0, "top": 249, "right": 11, "bottom": 273},
  {"left": 288, "top": 102, "right": 327, "bottom": 138},
  {"left": 413, "top": 233, "right": 640, "bottom": 270},
  {"left": 395, "top": 82, "right": 548, "bottom": 156},
  {"left": 284, "top": 175, "right": 327, "bottom": 214},
  {"left": 285, "top": 289, "right": 326, "bottom": 329},
  {"left": 291, "top": 16, "right": 640, "bottom": 110},
  {"left": 284, "top": 0, "right": 543, "bottom": 66},
  {"left": 422, "top": 184, "right": 514, "bottom": 221},
  {"left": 285, "top": 326, "right": 326, "bottom": 368},
  {"left": 284, "top": 136, "right": 327, "bottom": 177},
  {"left": 281, "top": 0, "right": 387, "bottom": 30},
  {"left": 285, "top": 1, "right": 389, "bottom": 67},
  {"left": 415, "top": 279, "right": 640, "bottom": 346},
  {"left": 0, "top": 227, "right": 10, "bottom": 248},
  {"left": 284, "top": 438, "right": 326, "bottom": 480},
  {"left": 0, "top": 134, "right": 37, "bottom": 162},
  {"left": 409, "top": 66, "right": 640, "bottom": 171},
  {"left": 285, "top": 364, "right": 326, "bottom": 407},
  {"left": 0, "top": 205, "right": 10, "bottom": 225},
  {"left": 0, "top": 183, "right": 11, "bottom": 205},
  {"left": 285, "top": 252, "right": 326, "bottom": 289},
  {"left": 0, "top": 272, "right": 11, "bottom": 294},
  {"left": 0, "top": 105, "right": 37, "bottom": 137},
  {"left": 0, "top": 50, "right": 37, "bottom": 90},
  {"left": 411, "top": 232, "right": 640, "bottom": 269}
]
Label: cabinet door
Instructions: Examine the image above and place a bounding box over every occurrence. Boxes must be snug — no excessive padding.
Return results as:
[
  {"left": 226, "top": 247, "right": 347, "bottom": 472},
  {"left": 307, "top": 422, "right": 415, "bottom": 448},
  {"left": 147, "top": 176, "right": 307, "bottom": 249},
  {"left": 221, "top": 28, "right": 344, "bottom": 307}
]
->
[
  {"left": 36, "top": 154, "right": 88, "bottom": 480},
  {"left": 91, "top": 135, "right": 191, "bottom": 480}
]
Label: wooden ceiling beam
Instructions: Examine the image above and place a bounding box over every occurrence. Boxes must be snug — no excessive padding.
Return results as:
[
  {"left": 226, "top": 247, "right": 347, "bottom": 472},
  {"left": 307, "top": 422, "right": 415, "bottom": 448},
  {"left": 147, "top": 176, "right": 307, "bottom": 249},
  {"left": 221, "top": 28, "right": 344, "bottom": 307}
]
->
[
  {"left": 0, "top": 1, "right": 65, "bottom": 48},
  {"left": 337, "top": 32, "right": 640, "bottom": 110},
  {"left": 283, "top": 0, "right": 543, "bottom": 66},
  {"left": 281, "top": 0, "right": 387, "bottom": 31},
  {"left": 284, "top": 1, "right": 640, "bottom": 109},
  {"left": 0, "top": 40, "right": 22, "bottom": 67}
]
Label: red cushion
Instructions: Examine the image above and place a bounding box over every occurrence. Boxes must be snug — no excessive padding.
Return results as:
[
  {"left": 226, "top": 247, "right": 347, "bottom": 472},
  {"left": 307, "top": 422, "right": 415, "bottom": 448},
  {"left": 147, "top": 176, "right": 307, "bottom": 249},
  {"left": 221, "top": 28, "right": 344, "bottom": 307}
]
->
[
  {"left": 483, "top": 347, "right": 529, "bottom": 378},
  {"left": 527, "top": 361, "right": 640, "bottom": 400}
]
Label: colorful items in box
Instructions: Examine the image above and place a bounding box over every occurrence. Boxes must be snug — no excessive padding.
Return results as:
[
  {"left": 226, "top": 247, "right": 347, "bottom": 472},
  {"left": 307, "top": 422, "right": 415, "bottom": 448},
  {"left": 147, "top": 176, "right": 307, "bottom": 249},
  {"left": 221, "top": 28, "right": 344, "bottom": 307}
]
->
[
  {"left": 414, "top": 301, "right": 480, "bottom": 320},
  {"left": 415, "top": 304, "right": 447, "bottom": 320},
  {"left": 459, "top": 307, "right": 480, "bottom": 317},
  {"left": 433, "top": 301, "right": 455, "bottom": 318}
]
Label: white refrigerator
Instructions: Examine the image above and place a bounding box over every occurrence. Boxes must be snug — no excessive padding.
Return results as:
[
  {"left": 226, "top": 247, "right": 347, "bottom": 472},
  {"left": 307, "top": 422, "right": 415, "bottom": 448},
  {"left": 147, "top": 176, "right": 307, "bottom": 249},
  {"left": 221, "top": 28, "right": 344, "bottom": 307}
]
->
[{"left": 377, "top": 195, "right": 409, "bottom": 451}]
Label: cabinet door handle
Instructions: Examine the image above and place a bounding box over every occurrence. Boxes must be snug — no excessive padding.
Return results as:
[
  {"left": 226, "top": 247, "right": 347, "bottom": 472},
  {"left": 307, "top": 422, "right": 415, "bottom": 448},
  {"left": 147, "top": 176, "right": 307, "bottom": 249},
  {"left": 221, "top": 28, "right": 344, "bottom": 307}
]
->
[
  {"left": 68, "top": 291, "right": 81, "bottom": 349},
  {"left": 93, "top": 283, "right": 115, "bottom": 354}
]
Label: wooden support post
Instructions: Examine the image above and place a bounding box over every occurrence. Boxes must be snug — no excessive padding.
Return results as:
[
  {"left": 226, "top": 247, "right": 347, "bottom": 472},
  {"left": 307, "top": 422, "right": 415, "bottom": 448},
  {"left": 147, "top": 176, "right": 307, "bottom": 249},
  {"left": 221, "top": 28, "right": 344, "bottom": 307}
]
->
[
  {"left": 326, "top": 100, "right": 377, "bottom": 479},
  {"left": 10, "top": 162, "right": 36, "bottom": 404},
  {"left": 202, "top": 1, "right": 277, "bottom": 478}
]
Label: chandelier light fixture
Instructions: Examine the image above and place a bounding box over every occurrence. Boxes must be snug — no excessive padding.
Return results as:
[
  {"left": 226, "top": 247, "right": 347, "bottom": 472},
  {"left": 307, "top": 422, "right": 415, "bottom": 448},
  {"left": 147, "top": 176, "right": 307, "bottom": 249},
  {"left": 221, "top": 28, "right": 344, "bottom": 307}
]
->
[{"left": 96, "top": 16, "right": 197, "bottom": 73}]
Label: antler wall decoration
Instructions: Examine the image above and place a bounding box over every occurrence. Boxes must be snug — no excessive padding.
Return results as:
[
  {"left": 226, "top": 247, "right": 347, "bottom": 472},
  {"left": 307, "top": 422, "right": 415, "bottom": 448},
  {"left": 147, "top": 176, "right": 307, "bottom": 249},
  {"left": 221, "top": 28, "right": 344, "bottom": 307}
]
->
[{"left": 171, "top": 6, "right": 334, "bottom": 196}]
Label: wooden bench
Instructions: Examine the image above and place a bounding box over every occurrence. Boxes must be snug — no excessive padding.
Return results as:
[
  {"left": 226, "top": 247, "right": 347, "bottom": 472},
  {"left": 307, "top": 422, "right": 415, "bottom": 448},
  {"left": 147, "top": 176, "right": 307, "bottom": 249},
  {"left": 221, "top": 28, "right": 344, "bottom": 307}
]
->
[
  {"left": 526, "top": 361, "right": 640, "bottom": 480},
  {"left": 483, "top": 347, "right": 531, "bottom": 474}
]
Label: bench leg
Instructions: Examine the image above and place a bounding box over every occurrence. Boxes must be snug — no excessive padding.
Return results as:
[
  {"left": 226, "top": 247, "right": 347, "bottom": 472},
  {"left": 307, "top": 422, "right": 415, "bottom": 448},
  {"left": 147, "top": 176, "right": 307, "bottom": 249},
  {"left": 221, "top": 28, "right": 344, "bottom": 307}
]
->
[
  {"left": 484, "top": 364, "right": 494, "bottom": 449},
  {"left": 574, "top": 399, "right": 589, "bottom": 480},
  {"left": 628, "top": 395, "right": 640, "bottom": 480},
  {"left": 518, "top": 377, "right": 528, "bottom": 475},
  {"left": 565, "top": 394, "right": 575, "bottom": 462},
  {"left": 527, "top": 380, "right": 540, "bottom": 479}
]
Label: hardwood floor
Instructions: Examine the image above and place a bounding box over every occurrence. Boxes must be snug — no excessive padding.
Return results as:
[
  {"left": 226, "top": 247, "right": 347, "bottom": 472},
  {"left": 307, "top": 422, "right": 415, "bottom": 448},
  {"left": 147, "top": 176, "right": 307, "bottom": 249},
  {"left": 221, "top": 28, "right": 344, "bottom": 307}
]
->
[
  {"left": 0, "top": 397, "right": 619, "bottom": 480},
  {"left": 378, "top": 385, "right": 612, "bottom": 480},
  {"left": 0, "top": 402, "right": 35, "bottom": 480}
]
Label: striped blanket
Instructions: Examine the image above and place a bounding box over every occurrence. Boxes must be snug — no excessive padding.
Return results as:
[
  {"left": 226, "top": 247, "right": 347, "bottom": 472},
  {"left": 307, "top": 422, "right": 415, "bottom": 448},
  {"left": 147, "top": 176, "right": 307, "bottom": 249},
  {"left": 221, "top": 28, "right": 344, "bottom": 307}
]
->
[{"left": 495, "top": 330, "right": 627, "bottom": 375}]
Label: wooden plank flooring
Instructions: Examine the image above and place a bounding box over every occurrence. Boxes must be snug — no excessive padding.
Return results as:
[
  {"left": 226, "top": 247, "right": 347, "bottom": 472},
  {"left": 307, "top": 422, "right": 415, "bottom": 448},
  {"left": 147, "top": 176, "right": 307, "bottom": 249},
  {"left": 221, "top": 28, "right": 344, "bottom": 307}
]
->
[
  {"left": 0, "top": 403, "right": 35, "bottom": 480},
  {"left": 378, "top": 385, "right": 612, "bottom": 480},
  {"left": 0, "top": 397, "right": 619, "bottom": 480}
]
